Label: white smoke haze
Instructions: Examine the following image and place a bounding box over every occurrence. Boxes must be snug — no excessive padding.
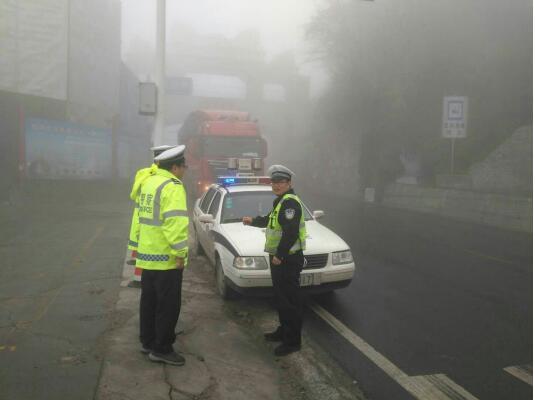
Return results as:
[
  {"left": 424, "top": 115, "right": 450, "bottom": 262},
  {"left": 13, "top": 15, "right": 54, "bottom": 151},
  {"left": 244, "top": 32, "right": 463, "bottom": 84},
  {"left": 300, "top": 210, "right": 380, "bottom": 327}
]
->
[{"left": 121, "top": 0, "right": 329, "bottom": 97}]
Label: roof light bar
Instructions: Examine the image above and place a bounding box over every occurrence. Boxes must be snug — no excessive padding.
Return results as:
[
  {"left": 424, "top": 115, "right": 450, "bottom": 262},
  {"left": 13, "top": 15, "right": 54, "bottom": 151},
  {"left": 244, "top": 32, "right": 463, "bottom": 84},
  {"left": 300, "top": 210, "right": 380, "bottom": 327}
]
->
[{"left": 217, "top": 176, "right": 271, "bottom": 186}]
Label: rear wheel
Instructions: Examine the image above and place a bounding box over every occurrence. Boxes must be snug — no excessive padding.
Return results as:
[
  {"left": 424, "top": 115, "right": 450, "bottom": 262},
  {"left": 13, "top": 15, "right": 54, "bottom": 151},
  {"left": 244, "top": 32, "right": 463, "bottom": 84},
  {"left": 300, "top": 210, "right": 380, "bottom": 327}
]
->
[{"left": 215, "top": 257, "right": 236, "bottom": 300}]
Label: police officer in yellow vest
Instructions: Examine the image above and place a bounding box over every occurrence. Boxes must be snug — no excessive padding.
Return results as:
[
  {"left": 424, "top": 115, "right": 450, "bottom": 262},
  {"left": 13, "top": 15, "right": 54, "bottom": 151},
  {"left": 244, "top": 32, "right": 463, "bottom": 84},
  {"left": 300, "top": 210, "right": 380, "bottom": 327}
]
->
[
  {"left": 243, "top": 165, "right": 307, "bottom": 356},
  {"left": 137, "top": 145, "right": 189, "bottom": 366},
  {"left": 127, "top": 145, "right": 175, "bottom": 257}
]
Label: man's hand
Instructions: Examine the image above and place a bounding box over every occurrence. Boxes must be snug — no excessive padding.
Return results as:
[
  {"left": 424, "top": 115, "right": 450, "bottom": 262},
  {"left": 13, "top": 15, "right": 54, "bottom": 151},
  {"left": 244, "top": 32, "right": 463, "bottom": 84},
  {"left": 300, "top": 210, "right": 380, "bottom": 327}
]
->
[
  {"left": 271, "top": 256, "right": 282, "bottom": 265},
  {"left": 242, "top": 216, "right": 253, "bottom": 225},
  {"left": 176, "top": 257, "right": 185, "bottom": 269}
]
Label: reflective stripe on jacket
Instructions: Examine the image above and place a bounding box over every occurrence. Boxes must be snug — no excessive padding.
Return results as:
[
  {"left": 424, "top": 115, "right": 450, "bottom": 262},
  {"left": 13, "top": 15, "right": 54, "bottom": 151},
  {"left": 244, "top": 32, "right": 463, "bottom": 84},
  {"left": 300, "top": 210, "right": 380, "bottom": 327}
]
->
[
  {"left": 127, "top": 164, "right": 158, "bottom": 250},
  {"left": 127, "top": 201, "right": 140, "bottom": 250},
  {"left": 264, "top": 193, "right": 306, "bottom": 255},
  {"left": 136, "top": 168, "right": 189, "bottom": 270}
]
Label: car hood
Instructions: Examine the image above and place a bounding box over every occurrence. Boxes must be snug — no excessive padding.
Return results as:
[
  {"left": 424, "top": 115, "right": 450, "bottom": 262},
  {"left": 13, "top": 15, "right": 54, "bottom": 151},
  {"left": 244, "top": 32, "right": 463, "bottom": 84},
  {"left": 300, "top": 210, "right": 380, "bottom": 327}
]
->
[{"left": 220, "top": 220, "right": 351, "bottom": 256}]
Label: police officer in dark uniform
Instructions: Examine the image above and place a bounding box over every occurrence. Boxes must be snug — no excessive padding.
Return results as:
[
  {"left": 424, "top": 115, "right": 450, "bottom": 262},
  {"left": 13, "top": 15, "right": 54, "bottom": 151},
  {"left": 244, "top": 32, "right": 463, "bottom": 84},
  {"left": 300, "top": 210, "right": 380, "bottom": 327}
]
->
[{"left": 243, "top": 165, "right": 307, "bottom": 356}]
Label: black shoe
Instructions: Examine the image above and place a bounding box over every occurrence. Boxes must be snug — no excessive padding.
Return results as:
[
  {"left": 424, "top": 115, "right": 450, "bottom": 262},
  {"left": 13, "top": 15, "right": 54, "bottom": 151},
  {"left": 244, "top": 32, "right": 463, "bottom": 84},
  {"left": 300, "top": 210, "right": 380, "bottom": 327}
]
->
[
  {"left": 127, "top": 280, "right": 141, "bottom": 288},
  {"left": 264, "top": 329, "right": 283, "bottom": 342},
  {"left": 140, "top": 345, "right": 152, "bottom": 354},
  {"left": 148, "top": 351, "right": 185, "bottom": 366},
  {"left": 274, "top": 343, "right": 301, "bottom": 357}
]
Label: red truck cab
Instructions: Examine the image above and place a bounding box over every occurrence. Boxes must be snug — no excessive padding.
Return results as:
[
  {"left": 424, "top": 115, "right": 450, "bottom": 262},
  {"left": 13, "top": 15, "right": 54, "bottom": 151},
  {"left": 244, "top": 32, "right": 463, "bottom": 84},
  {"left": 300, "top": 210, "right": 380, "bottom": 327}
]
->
[{"left": 179, "top": 110, "right": 268, "bottom": 197}]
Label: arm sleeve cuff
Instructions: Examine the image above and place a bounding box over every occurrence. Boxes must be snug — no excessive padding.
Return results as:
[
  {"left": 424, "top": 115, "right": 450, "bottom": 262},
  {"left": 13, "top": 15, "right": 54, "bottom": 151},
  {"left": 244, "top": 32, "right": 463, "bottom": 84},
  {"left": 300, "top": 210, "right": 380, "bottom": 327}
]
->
[{"left": 251, "top": 215, "right": 269, "bottom": 228}]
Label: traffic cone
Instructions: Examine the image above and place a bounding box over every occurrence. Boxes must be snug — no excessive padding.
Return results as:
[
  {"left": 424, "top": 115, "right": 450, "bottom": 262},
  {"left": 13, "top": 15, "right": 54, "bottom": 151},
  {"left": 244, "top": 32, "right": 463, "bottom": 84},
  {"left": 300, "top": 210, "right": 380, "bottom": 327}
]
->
[
  {"left": 131, "top": 266, "right": 142, "bottom": 287},
  {"left": 126, "top": 250, "right": 137, "bottom": 265},
  {"left": 128, "top": 250, "right": 142, "bottom": 288}
]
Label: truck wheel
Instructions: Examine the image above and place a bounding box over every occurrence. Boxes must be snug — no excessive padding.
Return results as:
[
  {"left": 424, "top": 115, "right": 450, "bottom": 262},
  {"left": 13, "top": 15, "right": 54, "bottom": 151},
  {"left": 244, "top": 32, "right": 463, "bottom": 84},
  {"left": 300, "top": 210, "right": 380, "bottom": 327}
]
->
[{"left": 215, "top": 258, "right": 236, "bottom": 300}]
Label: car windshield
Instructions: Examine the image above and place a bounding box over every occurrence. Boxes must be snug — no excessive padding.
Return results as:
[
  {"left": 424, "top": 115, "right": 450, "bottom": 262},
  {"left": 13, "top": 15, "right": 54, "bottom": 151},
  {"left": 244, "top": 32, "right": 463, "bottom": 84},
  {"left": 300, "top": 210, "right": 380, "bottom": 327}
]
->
[
  {"left": 220, "top": 191, "right": 313, "bottom": 223},
  {"left": 202, "top": 136, "right": 263, "bottom": 158}
]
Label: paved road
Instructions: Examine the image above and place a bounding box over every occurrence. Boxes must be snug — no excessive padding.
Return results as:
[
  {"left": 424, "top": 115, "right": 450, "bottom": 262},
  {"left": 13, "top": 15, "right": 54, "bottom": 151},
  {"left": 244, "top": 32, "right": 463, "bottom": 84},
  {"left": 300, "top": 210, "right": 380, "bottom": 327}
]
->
[
  {"left": 1, "top": 182, "right": 531, "bottom": 400},
  {"left": 0, "top": 184, "right": 130, "bottom": 400},
  {"left": 302, "top": 194, "right": 532, "bottom": 400}
]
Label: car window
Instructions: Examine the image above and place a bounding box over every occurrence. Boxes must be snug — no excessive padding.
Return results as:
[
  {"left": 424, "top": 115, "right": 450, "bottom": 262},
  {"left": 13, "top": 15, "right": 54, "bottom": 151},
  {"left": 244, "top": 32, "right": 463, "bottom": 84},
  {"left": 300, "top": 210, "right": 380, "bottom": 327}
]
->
[
  {"left": 220, "top": 191, "right": 313, "bottom": 223},
  {"left": 208, "top": 191, "right": 222, "bottom": 218},
  {"left": 199, "top": 188, "right": 216, "bottom": 213}
]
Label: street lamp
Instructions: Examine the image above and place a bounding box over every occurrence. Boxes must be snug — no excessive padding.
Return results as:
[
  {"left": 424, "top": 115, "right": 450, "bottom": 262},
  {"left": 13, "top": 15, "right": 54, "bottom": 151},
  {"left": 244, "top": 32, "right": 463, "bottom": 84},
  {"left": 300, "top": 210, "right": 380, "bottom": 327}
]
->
[{"left": 153, "top": 0, "right": 166, "bottom": 146}]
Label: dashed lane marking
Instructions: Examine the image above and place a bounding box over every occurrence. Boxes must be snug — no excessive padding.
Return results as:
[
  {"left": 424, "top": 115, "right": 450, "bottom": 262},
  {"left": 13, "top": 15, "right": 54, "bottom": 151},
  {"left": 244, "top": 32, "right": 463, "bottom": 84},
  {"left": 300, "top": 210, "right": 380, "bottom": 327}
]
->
[
  {"left": 310, "top": 303, "right": 479, "bottom": 400},
  {"left": 403, "top": 374, "right": 479, "bottom": 400},
  {"left": 6, "top": 224, "right": 106, "bottom": 346},
  {"left": 463, "top": 249, "right": 514, "bottom": 265},
  {"left": 34, "top": 224, "right": 106, "bottom": 322},
  {"left": 504, "top": 364, "right": 532, "bottom": 386}
]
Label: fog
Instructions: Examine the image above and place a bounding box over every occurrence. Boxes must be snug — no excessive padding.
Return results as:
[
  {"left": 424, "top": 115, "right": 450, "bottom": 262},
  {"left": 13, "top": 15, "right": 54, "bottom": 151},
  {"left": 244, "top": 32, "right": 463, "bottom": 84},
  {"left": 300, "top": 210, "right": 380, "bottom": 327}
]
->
[
  {"left": 122, "top": 0, "right": 321, "bottom": 59},
  {"left": 0, "top": 2, "right": 533, "bottom": 399},
  {"left": 1, "top": 0, "right": 530, "bottom": 200},
  {"left": 121, "top": 0, "right": 329, "bottom": 100}
]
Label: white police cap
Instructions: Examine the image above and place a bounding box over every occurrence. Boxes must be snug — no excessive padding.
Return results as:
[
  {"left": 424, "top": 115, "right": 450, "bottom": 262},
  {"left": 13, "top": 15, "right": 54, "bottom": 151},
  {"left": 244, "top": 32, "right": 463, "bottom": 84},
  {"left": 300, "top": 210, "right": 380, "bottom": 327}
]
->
[
  {"left": 150, "top": 145, "right": 175, "bottom": 157},
  {"left": 154, "top": 145, "right": 186, "bottom": 163},
  {"left": 267, "top": 164, "right": 294, "bottom": 181}
]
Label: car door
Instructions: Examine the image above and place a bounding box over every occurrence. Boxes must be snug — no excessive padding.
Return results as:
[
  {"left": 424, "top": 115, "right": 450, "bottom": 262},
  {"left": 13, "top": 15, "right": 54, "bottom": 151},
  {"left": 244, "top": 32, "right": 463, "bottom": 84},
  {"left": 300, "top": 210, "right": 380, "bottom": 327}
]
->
[
  {"left": 204, "top": 190, "right": 222, "bottom": 264},
  {"left": 195, "top": 187, "right": 216, "bottom": 250}
]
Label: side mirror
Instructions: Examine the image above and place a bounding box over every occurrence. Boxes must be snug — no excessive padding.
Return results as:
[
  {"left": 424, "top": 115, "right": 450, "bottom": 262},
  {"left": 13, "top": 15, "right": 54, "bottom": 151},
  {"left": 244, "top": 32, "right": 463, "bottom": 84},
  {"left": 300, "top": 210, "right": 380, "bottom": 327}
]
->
[
  {"left": 313, "top": 210, "right": 325, "bottom": 220},
  {"left": 199, "top": 213, "right": 215, "bottom": 223}
]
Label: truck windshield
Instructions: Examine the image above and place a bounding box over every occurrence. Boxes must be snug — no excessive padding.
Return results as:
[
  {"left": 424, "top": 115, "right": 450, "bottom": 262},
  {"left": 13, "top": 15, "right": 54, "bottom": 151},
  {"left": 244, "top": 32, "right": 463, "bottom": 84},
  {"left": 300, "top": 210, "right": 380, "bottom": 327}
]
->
[
  {"left": 201, "top": 136, "right": 263, "bottom": 158},
  {"left": 221, "top": 191, "right": 313, "bottom": 223}
]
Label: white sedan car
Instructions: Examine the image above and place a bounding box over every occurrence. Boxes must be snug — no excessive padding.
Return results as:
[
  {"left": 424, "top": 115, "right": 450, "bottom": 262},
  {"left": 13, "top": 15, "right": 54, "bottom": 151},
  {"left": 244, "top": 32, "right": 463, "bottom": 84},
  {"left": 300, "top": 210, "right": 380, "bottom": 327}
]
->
[{"left": 192, "top": 177, "right": 356, "bottom": 299}]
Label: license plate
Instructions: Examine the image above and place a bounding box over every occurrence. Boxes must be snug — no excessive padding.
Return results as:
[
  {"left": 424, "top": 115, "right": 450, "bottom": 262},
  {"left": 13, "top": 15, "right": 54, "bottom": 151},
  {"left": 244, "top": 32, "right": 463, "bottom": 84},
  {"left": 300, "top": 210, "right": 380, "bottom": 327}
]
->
[
  {"left": 238, "top": 158, "right": 252, "bottom": 170},
  {"left": 300, "top": 273, "right": 317, "bottom": 287}
]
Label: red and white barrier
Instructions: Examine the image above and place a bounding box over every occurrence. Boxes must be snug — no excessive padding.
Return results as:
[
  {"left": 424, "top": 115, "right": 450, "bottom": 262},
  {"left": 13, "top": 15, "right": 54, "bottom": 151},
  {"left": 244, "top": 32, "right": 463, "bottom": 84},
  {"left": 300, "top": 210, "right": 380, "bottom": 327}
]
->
[{"left": 128, "top": 250, "right": 142, "bottom": 288}]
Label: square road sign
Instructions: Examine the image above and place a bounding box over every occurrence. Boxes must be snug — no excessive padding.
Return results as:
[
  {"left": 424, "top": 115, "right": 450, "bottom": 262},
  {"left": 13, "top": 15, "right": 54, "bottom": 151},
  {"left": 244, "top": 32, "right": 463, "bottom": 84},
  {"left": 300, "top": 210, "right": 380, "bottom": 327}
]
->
[{"left": 442, "top": 96, "right": 468, "bottom": 138}]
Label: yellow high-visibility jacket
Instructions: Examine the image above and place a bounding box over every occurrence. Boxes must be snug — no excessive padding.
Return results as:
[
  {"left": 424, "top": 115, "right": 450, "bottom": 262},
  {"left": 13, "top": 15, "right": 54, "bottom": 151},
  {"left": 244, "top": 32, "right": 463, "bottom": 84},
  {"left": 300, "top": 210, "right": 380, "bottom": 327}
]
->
[
  {"left": 136, "top": 168, "right": 189, "bottom": 269},
  {"left": 264, "top": 193, "right": 307, "bottom": 255},
  {"left": 127, "top": 164, "right": 158, "bottom": 250}
]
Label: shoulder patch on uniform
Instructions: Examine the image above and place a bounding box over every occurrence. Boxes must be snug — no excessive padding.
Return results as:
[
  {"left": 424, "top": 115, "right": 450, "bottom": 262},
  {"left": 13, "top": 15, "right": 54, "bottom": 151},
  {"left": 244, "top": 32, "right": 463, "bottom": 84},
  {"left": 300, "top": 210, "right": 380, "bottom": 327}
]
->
[
  {"left": 285, "top": 208, "right": 295, "bottom": 220},
  {"left": 172, "top": 178, "right": 182, "bottom": 185}
]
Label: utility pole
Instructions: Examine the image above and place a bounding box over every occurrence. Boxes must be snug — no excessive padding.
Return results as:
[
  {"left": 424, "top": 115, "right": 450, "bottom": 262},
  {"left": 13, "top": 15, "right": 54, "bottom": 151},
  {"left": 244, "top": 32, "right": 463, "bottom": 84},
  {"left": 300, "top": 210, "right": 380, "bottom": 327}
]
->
[{"left": 153, "top": 0, "right": 166, "bottom": 146}]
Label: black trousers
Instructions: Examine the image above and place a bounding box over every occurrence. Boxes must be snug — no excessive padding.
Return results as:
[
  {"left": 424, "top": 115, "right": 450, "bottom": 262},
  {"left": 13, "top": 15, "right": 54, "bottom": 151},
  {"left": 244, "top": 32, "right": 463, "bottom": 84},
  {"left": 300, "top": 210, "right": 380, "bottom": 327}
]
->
[
  {"left": 139, "top": 268, "right": 183, "bottom": 354},
  {"left": 269, "top": 253, "right": 304, "bottom": 346}
]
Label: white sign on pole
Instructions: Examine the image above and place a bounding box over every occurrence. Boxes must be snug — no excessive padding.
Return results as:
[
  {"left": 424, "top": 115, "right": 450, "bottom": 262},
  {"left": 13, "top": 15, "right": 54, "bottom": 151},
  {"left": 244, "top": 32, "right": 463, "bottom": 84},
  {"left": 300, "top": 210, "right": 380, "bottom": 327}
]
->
[
  {"left": 442, "top": 96, "right": 468, "bottom": 138},
  {"left": 186, "top": 73, "right": 246, "bottom": 99},
  {"left": 139, "top": 82, "right": 157, "bottom": 115}
]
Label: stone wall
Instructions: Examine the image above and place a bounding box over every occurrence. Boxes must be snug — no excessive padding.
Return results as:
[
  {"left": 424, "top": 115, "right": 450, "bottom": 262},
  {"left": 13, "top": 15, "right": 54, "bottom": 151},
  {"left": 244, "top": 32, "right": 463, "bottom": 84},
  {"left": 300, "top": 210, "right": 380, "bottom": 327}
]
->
[
  {"left": 382, "top": 183, "right": 531, "bottom": 232},
  {"left": 469, "top": 126, "right": 532, "bottom": 195}
]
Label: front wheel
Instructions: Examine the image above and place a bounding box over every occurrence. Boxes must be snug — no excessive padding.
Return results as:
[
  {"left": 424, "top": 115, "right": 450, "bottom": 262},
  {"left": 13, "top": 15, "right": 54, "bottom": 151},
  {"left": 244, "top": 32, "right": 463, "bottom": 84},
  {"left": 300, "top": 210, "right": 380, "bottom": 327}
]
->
[
  {"left": 215, "top": 258, "right": 236, "bottom": 300},
  {"left": 312, "top": 290, "right": 336, "bottom": 301}
]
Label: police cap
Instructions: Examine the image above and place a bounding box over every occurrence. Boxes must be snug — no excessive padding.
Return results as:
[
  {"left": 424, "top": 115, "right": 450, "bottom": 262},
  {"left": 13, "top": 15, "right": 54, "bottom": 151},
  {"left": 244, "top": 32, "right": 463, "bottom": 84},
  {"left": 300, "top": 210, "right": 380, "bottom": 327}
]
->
[
  {"left": 154, "top": 145, "right": 186, "bottom": 165},
  {"left": 150, "top": 145, "right": 175, "bottom": 157},
  {"left": 267, "top": 164, "right": 294, "bottom": 182}
]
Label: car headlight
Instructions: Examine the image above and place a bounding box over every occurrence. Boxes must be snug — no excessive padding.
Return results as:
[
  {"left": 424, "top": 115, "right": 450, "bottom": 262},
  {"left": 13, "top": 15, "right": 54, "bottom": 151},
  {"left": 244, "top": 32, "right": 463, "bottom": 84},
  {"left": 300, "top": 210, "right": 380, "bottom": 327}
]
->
[
  {"left": 233, "top": 256, "right": 268, "bottom": 270},
  {"left": 332, "top": 250, "right": 353, "bottom": 265}
]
